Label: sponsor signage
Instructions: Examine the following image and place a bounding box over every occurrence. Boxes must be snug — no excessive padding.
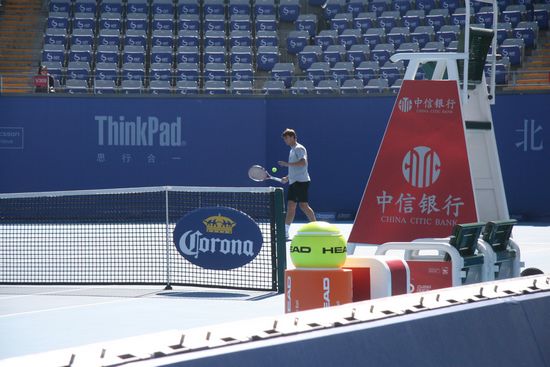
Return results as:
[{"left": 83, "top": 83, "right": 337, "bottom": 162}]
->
[
  {"left": 349, "top": 80, "right": 478, "bottom": 244},
  {"left": 0, "top": 127, "right": 24, "bottom": 149},
  {"left": 173, "top": 206, "right": 263, "bottom": 270}
]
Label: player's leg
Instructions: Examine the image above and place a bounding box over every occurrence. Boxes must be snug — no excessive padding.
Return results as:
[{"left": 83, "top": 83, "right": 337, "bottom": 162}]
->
[
  {"left": 296, "top": 181, "right": 316, "bottom": 222},
  {"left": 299, "top": 202, "right": 316, "bottom": 222},
  {"left": 285, "top": 182, "right": 299, "bottom": 238}
]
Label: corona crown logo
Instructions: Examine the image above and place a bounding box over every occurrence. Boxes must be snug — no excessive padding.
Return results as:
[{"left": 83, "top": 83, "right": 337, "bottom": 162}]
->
[{"left": 203, "top": 214, "right": 236, "bottom": 234}]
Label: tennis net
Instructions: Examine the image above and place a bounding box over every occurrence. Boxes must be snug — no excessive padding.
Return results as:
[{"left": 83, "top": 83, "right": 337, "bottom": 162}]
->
[{"left": 0, "top": 186, "right": 286, "bottom": 292}]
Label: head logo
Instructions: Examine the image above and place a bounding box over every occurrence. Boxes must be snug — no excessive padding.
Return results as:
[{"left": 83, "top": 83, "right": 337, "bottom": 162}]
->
[
  {"left": 173, "top": 207, "right": 263, "bottom": 270},
  {"left": 398, "top": 97, "right": 413, "bottom": 112},
  {"left": 402, "top": 146, "right": 441, "bottom": 188}
]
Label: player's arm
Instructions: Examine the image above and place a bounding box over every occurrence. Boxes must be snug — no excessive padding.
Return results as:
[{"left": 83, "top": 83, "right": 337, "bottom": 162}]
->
[{"left": 278, "top": 158, "right": 306, "bottom": 167}]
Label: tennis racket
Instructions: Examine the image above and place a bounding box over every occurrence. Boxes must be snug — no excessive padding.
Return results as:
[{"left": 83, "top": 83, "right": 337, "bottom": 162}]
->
[{"left": 248, "top": 165, "right": 283, "bottom": 183}]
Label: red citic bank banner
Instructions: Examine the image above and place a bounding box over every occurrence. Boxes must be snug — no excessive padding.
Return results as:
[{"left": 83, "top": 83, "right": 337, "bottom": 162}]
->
[{"left": 349, "top": 80, "right": 478, "bottom": 245}]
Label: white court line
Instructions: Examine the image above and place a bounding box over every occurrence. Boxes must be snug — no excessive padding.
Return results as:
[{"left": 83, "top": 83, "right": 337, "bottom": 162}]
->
[
  {"left": 0, "top": 297, "right": 135, "bottom": 319},
  {"left": 0, "top": 287, "right": 93, "bottom": 300}
]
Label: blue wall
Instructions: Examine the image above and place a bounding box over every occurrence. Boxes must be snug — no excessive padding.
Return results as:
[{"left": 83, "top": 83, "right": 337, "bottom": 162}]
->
[{"left": 0, "top": 93, "right": 548, "bottom": 220}]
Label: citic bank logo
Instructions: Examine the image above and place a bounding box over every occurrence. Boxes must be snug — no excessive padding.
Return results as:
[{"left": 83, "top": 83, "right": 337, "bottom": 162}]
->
[
  {"left": 398, "top": 97, "right": 413, "bottom": 112},
  {"left": 402, "top": 146, "right": 441, "bottom": 188}
]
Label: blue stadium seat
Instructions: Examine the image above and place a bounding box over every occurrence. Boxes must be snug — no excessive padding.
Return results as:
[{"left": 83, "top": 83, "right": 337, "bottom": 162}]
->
[
  {"left": 378, "top": 11, "right": 401, "bottom": 32},
  {"left": 331, "top": 61, "right": 354, "bottom": 85},
  {"left": 255, "top": 15, "right": 277, "bottom": 32},
  {"left": 153, "top": 14, "right": 175, "bottom": 32},
  {"left": 98, "top": 29, "right": 121, "bottom": 47},
  {"left": 149, "top": 80, "right": 173, "bottom": 94},
  {"left": 497, "top": 22, "right": 513, "bottom": 45},
  {"left": 425, "top": 8, "right": 448, "bottom": 31},
  {"left": 255, "top": 30, "right": 278, "bottom": 47},
  {"left": 291, "top": 79, "right": 315, "bottom": 94},
  {"left": 476, "top": 6, "right": 495, "bottom": 28},
  {"left": 446, "top": 39, "right": 459, "bottom": 51},
  {"left": 204, "top": 30, "right": 227, "bottom": 47},
  {"left": 65, "top": 79, "right": 89, "bottom": 93},
  {"left": 306, "top": 61, "right": 330, "bottom": 85},
  {"left": 229, "top": 0, "right": 251, "bottom": 15},
  {"left": 230, "top": 14, "right": 252, "bottom": 31},
  {"left": 204, "top": 14, "right": 226, "bottom": 32},
  {"left": 422, "top": 40, "right": 445, "bottom": 52},
  {"left": 392, "top": 0, "right": 412, "bottom": 16},
  {"left": 66, "top": 61, "right": 90, "bottom": 81},
  {"left": 230, "top": 30, "right": 252, "bottom": 47},
  {"left": 47, "top": 12, "right": 70, "bottom": 30},
  {"left": 339, "top": 29, "right": 362, "bottom": 49},
  {"left": 368, "top": 0, "right": 388, "bottom": 16},
  {"left": 411, "top": 25, "right": 434, "bottom": 48},
  {"left": 42, "top": 44, "right": 65, "bottom": 64},
  {"left": 347, "top": 0, "right": 369, "bottom": 17},
  {"left": 178, "top": 30, "right": 200, "bottom": 47},
  {"left": 152, "top": 30, "right": 174, "bottom": 47},
  {"left": 257, "top": 46, "right": 279, "bottom": 71},
  {"left": 178, "top": 14, "right": 200, "bottom": 31},
  {"left": 176, "top": 62, "right": 200, "bottom": 81},
  {"left": 120, "top": 79, "right": 143, "bottom": 94},
  {"left": 204, "top": 0, "right": 225, "bottom": 16},
  {"left": 152, "top": 0, "right": 174, "bottom": 15},
  {"left": 230, "top": 46, "right": 253, "bottom": 64},
  {"left": 415, "top": 0, "right": 436, "bottom": 13},
  {"left": 286, "top": 30, "right": 309, "bottom": 55},
  {"left": 514, "top": 21, "right": 539, "bottom": 49},
  {"left": 126, "top": 13, "right": 149, "bottom": 32},
  {"left": 402, "top": 9, "right": 425, "bottom": 30},
  {"left": 296, "top": 14, "right": 318, "bottom": 37},
  {"left": 440, "top": 0, "right": 459, "bottom": 15},
  {"left": 94, "top": 79, "right": 117, "bottom": 94},
  {"left": 484, "top": 62, "right": 509, "bottom": 85},
  {"left": 45, "top": 28, "right": 67, "bottom": 47},
  {"left": 68, "top": 45, "right": 92, "bottom": 64},
  {"left": 71, "top": 29, "right": 94, "bottom": 47},
  {"left": 49, "top": 0, "right": 71, "bottom": 13},
  {"left": 355, "top": 60, "right": 380, "bottom": 84},
  {"left": 533, "top": 4, "right": 549, "bottom": 30},
  {"left": 99, "top": 13, "right": 121, "bottom": 32},
  {"left": 436, "top": 24, "right": 460, "bottom": 46},
  {"left": 363, "top": 28, "right": 386, "bottom": 48},
  {"left": 380, "top": 60, "right": 405, "bottom": 86},
  {"left": 390, "top": 78, "right": 403, "bottom": 93},
  {"left": 204, "top": 62, "right": 228, "bottom": 82},
  {"left": 255, "top": 0, "right": 276, "bottom": 16},
  {"left": 315, "top": 79, "right": 341, "bottom": 94},
  {"left": 204, "top": 46, "right": 227, "bottom": 64},
  {"left": 151, "top": 46, "right": 174, "bottom": 64},
  {"left": 502, "top": 5, "right": 525, "bottom": 28},
  {"left": 262, "top": 80, "right": 286, "bottom": 94},
  {"left": 178, "top": 0, "right": 200, "bottom": 16},
  {"left": 73, "top": 12, "right": 96, "bottom": 32},
  {"left": 364, "top": 77, "right": 389, "bottom": 93},
  {"left": 176, "top": 80, "right": 199, "bottom": 94},
  {"left": 123, "top": 45, "right": 146, "bottom": 64},
  {"left": 121, "top": 63, "right": 145, "bottom": 83},
  {"left": 347, "top": 44, "right": 371, "bottom": 66},
  {"left": 279, "top": 0, "right": 301, "bottom": 22},
  {"left": 340, "top": 78, "right": 365, "bottom": 93},
  {"left": 499, "top": 38, "right": 524, "bottom": 66},
  {"left": 450, "top": 7, "right": 467, "bottom": 27},
  {"left": 230, "top": 80, "right": 253, "bottom": 95},
  {"left": 177, "top": 46, "right": 200, "bottom": 64},
  {"left": 127, "top": 0, "right": 150, "bottom": 15},
  {"left": 231, "top": 62, "right": 254, "bottom": 82},
  {"left": 74, "top": 0, "right": 95, "bottom": 14},
  {"left": 101, "top": 0, "right": 124, "bottom": 15},
  {"left": 397, "top": 41, "right": 420, "bottom": 54},
  {"left": 41, "top": 61, "right": 64, "bottom": 84},
  {"left": 323, "top": 44, "right": 346, "bottom": 66},
  {"left": 387, "top": 26, "right": 410, "bottom": 48},
  {"left": 204, "top": 80, "right": 228, "bottom": 95},
  {"left": 315, "top": 29, "right": 339, "bottom": 50},
  {"left": 331, "top": 12, "right": 353, "bottom": 34},
  {"left": 323, "top": 0, "right": 345, "bottom": 20},
  {"left": 124, "top": 29, "right": 147, "bottom": 47},
  {"left": 371, "top": 43, "right": 395, "bottom": 65},
  {"left": 298, "top": 45, "right": 322, "bottom": 70},
  {"left": 96, "top": 45, "right": 119, "bottom": 64},
  {"left": 354, "top": 12, "right": 377, "bottom": 32},
  {"left": 271, "top": 62, "right": 295, "bottom": 87},
  {"left": 95, "top": 62, "right": 119, "bottom": 82}
]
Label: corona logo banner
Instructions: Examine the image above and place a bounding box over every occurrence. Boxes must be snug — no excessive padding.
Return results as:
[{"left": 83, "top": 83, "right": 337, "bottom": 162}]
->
[{"left": 349, "top": 80, "right": 478, "bottom": 245}]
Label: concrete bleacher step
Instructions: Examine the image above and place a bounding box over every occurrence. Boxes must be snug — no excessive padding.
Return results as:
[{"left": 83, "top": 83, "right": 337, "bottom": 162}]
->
[
  {"left": 504, "top": 31, "right": 550, "bottom": 91},
  {"left": 0, "top": 0, "right": 46, "bottom": 94}
]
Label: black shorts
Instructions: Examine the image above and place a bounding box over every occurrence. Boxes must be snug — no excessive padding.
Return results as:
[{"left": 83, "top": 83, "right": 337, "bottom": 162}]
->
[{"left": 287, "top": 181, "right": 310, "bottom": 203}]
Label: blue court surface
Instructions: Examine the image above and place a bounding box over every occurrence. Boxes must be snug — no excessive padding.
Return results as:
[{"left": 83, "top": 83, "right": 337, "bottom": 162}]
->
[{"left": 1, "top": 222, "right": 549, "bottom": 362}]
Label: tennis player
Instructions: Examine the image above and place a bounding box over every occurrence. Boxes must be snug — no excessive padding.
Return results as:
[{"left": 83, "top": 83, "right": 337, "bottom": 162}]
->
[{"left": 278, "top": 128, "right": 316, "bottom": 239}]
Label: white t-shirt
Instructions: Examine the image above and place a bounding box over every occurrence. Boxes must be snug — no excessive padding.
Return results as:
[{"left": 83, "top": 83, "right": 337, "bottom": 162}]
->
[{"left": 288, "top": 143, "right": 310, "bottom": 184}]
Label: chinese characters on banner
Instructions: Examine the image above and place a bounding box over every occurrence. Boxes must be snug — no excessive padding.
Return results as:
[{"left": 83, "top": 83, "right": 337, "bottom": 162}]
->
[{"left": 349, "top": 80, "right": 478, "bottom": 245}]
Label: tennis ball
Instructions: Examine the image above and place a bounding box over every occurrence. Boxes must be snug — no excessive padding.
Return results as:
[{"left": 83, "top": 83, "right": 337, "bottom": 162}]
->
[
  {"left": 271, "top": 167, "right": 277, "bottom": 173},
  {"left": 290, "top": 221, "right": 347, "bottom": 268}
]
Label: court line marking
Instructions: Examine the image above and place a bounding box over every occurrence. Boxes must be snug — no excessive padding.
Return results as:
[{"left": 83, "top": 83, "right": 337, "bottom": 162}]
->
[
  {"left": 0, "top": 287, "right": 92, "bottom": 300},
  {"left": 0, "top": 298, "right": 135, "bottom": 319}
]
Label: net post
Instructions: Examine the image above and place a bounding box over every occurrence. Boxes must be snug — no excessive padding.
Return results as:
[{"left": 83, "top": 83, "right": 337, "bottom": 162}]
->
[
  {"left": 274, "top": 188, "right": 287, "bottom": 293},
  {"left": 164, "top": 188, "right": 172, "bottom": 290}
]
